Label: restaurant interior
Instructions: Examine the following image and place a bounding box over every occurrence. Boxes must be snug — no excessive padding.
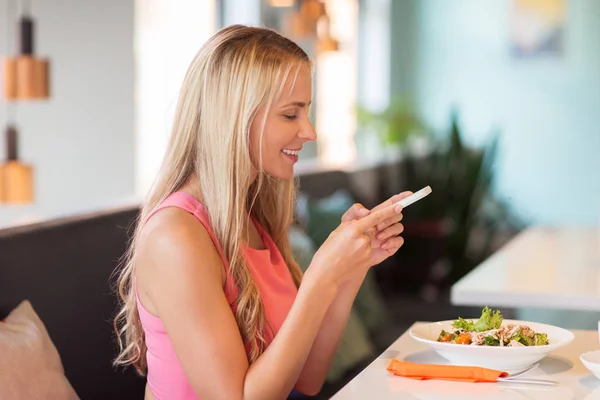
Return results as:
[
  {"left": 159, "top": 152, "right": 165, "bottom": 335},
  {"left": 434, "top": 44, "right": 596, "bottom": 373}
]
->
[{"left": 1, "top": 0, "right": 599, "bottom": 399}]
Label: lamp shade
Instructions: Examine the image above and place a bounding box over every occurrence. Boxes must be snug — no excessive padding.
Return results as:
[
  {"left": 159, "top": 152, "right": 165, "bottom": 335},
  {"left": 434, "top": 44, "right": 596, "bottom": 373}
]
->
[
  {"left": 0, "top": 161, "right": 34, "bottom": 203},
  {"left": 0, "top": 125, "right": 34, "bottom": 204},
  {"left": 2, "top": 11, "right": 50, "bottom": 100}
]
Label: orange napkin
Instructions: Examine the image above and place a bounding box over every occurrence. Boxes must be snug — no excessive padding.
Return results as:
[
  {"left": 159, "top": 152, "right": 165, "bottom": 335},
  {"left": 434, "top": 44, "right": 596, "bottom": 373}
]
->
[{"left": 387, "top": 360, "right": 508, "bottom": 383}]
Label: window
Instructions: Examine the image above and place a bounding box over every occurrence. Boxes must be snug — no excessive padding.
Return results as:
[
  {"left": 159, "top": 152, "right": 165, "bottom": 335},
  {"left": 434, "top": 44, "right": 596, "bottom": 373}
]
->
[{"left": 134, "top": 0, "right": 216, "bottom": 196}]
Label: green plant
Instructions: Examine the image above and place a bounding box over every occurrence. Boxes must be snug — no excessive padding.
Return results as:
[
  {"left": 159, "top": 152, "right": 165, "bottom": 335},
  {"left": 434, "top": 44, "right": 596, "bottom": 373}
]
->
[
  {"left": 389, "top": 110, "right": 522, "bottom": 284},
  {"left": 356, "top": 98, "right": 425, "bottom": 147}
]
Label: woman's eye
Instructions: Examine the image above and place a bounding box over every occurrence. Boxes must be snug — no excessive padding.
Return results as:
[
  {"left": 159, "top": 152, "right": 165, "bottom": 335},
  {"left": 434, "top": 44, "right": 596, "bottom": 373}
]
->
[{"left": 283, "top": 114, "right": 297, "bottom": 120}]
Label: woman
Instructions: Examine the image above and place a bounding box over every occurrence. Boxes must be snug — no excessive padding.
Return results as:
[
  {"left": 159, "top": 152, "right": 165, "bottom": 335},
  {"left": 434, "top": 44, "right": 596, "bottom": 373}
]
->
[{"left": 113, "top": 25, "right": 411, "bottom": 400}]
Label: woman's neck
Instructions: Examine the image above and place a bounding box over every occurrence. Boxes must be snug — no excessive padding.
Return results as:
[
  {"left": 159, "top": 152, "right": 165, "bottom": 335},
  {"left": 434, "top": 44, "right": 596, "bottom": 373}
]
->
[{"left": 179, "top": 174, "right": 257, "bottom": 217}]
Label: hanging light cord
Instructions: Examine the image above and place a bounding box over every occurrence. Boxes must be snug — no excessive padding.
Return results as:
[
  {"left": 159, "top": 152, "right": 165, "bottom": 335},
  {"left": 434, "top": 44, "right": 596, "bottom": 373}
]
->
[{"left": 21, "top": 0, "right": 31, "bottom": 16}]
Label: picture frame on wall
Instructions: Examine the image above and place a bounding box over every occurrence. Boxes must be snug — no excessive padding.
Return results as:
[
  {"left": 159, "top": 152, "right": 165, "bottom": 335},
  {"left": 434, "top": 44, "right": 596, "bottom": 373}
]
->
[{"left": 509, "top": 0, "right": 565, "bottom": 58}]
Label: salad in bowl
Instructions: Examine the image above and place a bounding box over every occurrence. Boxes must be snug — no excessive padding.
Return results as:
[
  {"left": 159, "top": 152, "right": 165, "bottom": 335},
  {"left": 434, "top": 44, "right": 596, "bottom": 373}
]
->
[
  {"left": 409, "top": 307, "right": 574, "bottom": 372},
  {"left": 437, "top": 306, "right": 549, "bottom": 347}
]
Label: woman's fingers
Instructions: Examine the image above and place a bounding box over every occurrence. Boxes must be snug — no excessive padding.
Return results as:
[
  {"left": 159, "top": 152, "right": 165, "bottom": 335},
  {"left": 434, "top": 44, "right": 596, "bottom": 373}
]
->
[
  {"left": 354, "top": 202, "right": 403, "bottom": 233},
  {"left": 341, "top": 203, "right": 369, "bottom": 223},
  {"left": 371, "top": 191, "right": 413, "bottom": 213},
  {"left": 380, "top": 235, "right": 405, "bottom": 251},
  {"left": 376, "top": 212, "right": 403, "bottom": 232},
  {"left": 376, "top": 222, "right": 404, "bottom": 242}
]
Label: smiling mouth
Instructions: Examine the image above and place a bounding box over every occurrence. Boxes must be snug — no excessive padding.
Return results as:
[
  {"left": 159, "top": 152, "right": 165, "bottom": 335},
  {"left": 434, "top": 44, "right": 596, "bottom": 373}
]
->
[{"left": 282, "top": 148, "right": 300, "bottom": 156}]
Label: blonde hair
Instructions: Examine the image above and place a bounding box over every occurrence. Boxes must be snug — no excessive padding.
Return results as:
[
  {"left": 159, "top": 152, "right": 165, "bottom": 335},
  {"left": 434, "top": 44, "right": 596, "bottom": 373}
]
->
[{"left": 113, "top": 25, "right": 309, "bottom": 374}]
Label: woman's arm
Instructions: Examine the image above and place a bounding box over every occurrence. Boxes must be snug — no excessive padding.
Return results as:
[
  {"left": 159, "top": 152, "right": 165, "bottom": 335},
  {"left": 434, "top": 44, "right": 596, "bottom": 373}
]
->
[
  {"left": 294, "top": 193, "right": 412, "bottom": 394},
  {"left": 137, "top": 209, "right": 338, "bottom": 400},
  {"left": 293, "top": 275, "right": 365, "bottom": 395}
]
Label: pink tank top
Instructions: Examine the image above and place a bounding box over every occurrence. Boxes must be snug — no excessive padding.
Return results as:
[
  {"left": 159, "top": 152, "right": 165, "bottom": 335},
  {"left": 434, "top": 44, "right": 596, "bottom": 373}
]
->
[{"left": 136, "top": 192, "right": 298, "bottom": 399}]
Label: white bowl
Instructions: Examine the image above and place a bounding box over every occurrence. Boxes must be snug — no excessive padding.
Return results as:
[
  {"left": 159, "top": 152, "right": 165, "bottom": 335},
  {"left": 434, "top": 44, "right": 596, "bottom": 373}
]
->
[
  {"left": 409, "top": 319, "right": 575, "bottom": 373},
  {"left": 580, "top": 350, "right": 600, "bottom": 379}
]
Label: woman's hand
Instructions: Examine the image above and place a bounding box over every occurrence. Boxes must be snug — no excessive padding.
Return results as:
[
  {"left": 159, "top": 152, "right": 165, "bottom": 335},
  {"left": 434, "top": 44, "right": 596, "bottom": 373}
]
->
[
  {"left": 341, "top": 191, "right": 412, "bottom": 267},
  {"left": 293, "top": 192, "right": 411, "bottom": 394},
  {"left": 306, "top": 201, "right": 404, "bottom": 289}
]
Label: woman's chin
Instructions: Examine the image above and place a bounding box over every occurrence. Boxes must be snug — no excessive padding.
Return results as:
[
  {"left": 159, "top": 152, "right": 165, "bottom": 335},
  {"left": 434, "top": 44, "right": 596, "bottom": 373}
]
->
[{"left": 263, "top": 166, "right": 294, "bottom": 180}]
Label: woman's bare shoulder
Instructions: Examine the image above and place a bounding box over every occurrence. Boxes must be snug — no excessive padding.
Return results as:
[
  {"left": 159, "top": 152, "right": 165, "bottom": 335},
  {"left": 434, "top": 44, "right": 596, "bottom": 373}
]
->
[{"left": 136, "top": 207, "right": 226, "bottom": 312}]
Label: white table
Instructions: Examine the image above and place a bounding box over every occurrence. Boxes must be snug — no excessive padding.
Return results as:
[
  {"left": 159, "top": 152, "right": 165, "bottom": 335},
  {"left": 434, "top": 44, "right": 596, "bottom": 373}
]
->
[
  {"left": 331, "top": 322, "right": 600, "bottom": 400},
  {"left": 451, "top": 227, "right": 600, "bottom": 311}
]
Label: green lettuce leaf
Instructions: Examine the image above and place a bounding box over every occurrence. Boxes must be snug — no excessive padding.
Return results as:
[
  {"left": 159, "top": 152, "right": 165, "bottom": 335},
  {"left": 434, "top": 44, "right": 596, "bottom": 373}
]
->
[
  {"left": 511, "top": 330, "right": 534, "bottom": 346},
  {"left": 535, "top": 333, "right": 548, "bottom": 346},
  {"left": 452, "top": 306, "right": 503, "bottom": 332},
  {"left": 472, "top": 306, "right": 503, "bottom": 332},
  {"left": 451, "top": 317, "right": 475, "bottom": 331},
  {"left": 483, "top": 336, "right": 500, "bottom": 346}
]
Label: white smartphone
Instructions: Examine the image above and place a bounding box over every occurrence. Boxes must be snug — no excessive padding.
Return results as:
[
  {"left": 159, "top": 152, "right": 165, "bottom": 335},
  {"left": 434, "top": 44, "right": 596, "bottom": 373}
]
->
[{"left": 395, "top": 185, "right": 432, "bottom": 208}]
